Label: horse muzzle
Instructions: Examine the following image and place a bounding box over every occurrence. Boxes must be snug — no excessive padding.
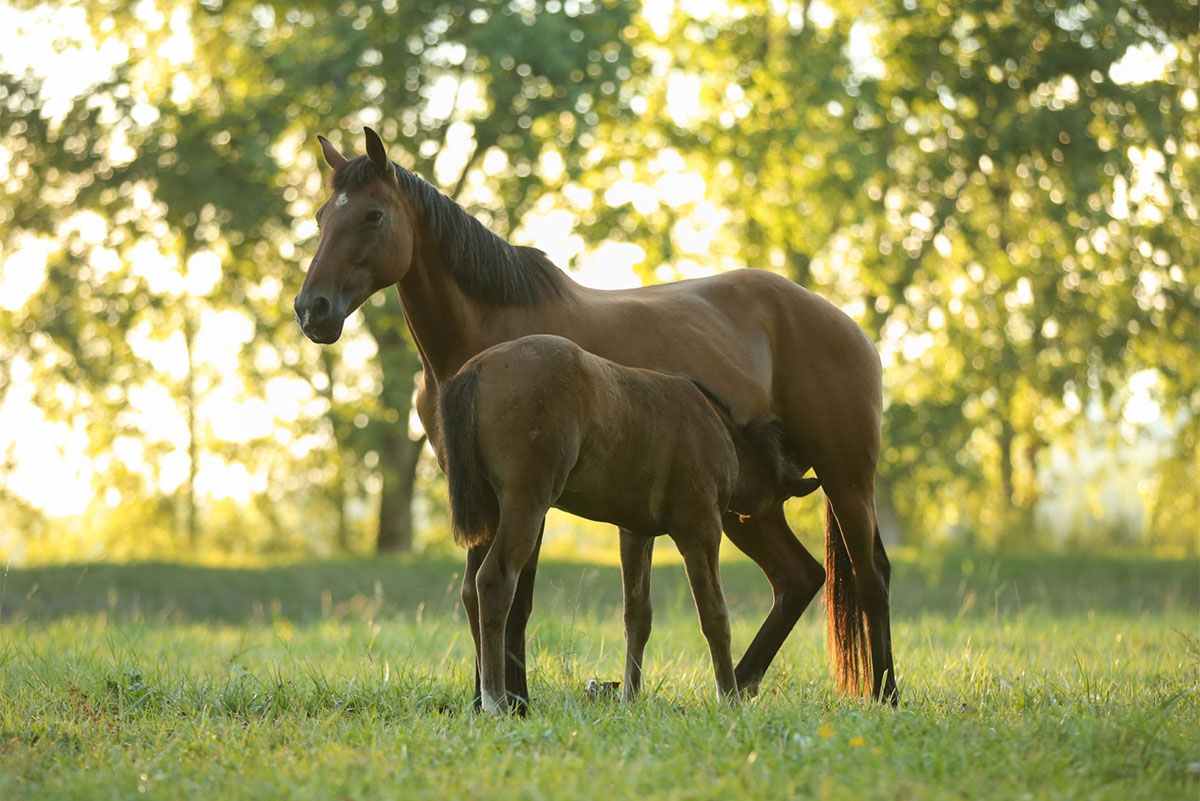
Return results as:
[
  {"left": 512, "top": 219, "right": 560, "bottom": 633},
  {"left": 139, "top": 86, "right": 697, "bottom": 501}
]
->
[{"left": 293, "top": 290, "right": 346, "bottom": 344}]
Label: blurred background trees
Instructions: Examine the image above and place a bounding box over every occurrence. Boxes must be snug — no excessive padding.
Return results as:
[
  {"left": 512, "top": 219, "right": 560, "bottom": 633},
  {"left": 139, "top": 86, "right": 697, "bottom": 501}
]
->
[{"left": 1, "top": 0, "right": 1196, "bottom": 561}]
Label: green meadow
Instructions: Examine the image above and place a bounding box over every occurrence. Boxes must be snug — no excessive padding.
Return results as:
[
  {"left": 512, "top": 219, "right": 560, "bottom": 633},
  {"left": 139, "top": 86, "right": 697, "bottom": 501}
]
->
[{"left": 2, "top": 548, "right": 1197, "bottom": 800}]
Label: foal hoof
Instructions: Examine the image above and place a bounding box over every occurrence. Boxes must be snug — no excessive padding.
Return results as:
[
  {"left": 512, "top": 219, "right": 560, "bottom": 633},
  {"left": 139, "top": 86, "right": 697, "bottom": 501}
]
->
[{"left": 584, "top": 678, "right": 621, "bottom": 701}]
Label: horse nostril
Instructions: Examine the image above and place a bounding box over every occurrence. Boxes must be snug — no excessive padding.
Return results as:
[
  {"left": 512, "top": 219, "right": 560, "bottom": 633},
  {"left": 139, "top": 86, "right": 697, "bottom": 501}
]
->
[
  {"left": 311, "top": 295, "right": 331, "bottom": 319},
  {"left": 296, "top": 293, "right": 333, "bottom": 326}
]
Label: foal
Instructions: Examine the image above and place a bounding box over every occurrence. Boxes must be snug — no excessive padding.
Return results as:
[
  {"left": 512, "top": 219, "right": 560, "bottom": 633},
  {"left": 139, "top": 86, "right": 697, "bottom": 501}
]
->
[{"left": 438, "top": 334, "right": 819, "bottom": 713}]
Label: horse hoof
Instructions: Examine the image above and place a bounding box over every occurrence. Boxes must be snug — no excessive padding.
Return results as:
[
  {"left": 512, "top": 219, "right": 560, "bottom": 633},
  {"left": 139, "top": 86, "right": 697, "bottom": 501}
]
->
[{"left": 585, "top": 678, "right": 621, "bottom": 701}]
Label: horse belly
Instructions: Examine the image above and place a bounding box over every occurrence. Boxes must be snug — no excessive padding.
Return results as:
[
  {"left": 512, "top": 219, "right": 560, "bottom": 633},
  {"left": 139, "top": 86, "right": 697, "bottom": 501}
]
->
[{"left": 553, "top": 454, "right": 666, "bottom": 534}]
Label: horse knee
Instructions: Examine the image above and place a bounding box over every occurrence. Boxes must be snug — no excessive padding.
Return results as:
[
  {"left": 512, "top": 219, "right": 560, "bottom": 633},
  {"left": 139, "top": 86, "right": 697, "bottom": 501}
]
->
[
  {"left": 775, "top": 558, "right": 825, "bottom": 612},
  {"left": 461, "top": 576, "right": 479, "bottom": 612},
  {"left": 475, "top": 563, "right": 513, "bottom": 614},
  {"left": 799, "top": 558, "right": 826, "bottom": 591}
]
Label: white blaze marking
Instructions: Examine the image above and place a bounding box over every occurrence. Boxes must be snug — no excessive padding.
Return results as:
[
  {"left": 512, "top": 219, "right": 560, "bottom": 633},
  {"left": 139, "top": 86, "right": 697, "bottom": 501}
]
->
[{"left": 335, "top": 192, "right": 349, "bottom": 209}]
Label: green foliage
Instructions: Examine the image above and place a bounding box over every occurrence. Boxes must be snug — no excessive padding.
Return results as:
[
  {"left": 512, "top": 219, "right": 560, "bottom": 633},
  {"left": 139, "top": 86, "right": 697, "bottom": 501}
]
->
[
  {"left": 1, "top": 550, "right": 1197, "bottom": 799},
  {"left": 592, "top": 0, "right": 1199, "bottom": 545},
  {"left": 1, "top": 0, "right": 639, "bottom": 555}
]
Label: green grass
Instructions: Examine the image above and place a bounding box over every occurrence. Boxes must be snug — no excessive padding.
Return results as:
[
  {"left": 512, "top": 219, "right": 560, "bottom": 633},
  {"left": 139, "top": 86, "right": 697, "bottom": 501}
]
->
[{"left": 2, "top": 547, "right": 1197, "bottom": 800}]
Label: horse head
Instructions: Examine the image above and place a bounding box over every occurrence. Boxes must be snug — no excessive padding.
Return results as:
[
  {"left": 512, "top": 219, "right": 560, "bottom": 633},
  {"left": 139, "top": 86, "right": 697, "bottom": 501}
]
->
[{"left": 294, "top": 127, "right": 416, "bottom": 344}]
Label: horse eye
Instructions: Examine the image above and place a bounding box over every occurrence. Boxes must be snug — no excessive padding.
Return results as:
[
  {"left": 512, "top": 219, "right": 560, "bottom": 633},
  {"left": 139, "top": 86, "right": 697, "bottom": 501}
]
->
[{"left": 365, "top": 210, "right": 385, "bottom": 225}]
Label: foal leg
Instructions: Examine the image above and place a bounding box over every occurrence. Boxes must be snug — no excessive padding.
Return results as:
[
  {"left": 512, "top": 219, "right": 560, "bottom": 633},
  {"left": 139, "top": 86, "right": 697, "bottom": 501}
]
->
[
  {"left": 476, "top": 501, "right": 546, "bottom": 715},
  {"left": 461, "top": 543, "right": 488, "bottom": 710},
  {"left": 502, "top": 519, "right": 545, "bottom": 715},
  {"left": 619, "top": 528, "right": 655, "bottom": 702},
  {"left": 721, "top": 505, "right": 825, "bottom": 696},
  {"left": 463, "top": 521, "right": 545, "bottom": 714},
  {"left": 671, "top": 514, "right": 737, "bottom": 701}
]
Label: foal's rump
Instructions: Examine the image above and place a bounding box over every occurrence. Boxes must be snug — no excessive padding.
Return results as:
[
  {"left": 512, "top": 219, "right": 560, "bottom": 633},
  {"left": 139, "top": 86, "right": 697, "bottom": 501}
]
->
[{"left": 438, "top": 337, "right": 585, "bottom": 546}]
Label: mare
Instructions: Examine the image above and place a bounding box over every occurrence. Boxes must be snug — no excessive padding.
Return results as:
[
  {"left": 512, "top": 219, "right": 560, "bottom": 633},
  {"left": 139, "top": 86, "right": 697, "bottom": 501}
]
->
[
  {"left": 437, "top": 334, "right": 821, "bottom": 711},
  {"left": 293, "top": 127, "right": 898, "bottom": 708}
]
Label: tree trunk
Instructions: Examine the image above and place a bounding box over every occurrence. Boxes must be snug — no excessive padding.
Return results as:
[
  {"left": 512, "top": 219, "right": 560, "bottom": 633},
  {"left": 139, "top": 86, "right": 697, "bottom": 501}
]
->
[
  {"left": 316, "top": 349, "right": 353, "bottom": 552},
  {"left": 998, "top": 416, "right": 1016, "bottom": 508},
  {"left": 376, "top": 432, "right": 426, "bottom": 553},
  {"left": 1024, "top": 436, "right": 1043, "bottom": 509},
  {"left": 333, "top": 450, "right": 351, "bottom": 552},
  {"left": 182, "top": 304, "right": 199, "bottom": 550},
  {"left": 362, "top": 297, "right": 425, "bottom": 555}
]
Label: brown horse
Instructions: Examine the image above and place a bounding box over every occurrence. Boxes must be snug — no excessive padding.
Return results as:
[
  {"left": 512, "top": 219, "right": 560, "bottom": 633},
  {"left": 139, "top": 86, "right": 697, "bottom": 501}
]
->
[
  {"left": 294, "top": 127, "right": 898, "bottom": 707},
  {"left": 437, "top": 334, "right": 821, "bottom": 711}
]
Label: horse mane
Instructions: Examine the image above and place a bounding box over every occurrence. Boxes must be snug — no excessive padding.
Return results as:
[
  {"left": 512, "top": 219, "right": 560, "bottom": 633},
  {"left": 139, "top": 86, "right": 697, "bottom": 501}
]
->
[
  {"left": 332, "top": 155, "right": 566, "bottom": 306},
  {"left": 669, "top": 372, "right": 735, "bottom": 424}
]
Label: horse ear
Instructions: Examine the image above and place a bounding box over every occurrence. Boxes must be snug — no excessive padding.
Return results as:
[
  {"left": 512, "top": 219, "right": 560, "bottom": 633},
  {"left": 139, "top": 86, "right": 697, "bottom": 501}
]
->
[
  {"left": 318, "top": 135, "right": 348, "bottom": 171},
  {"left": 364, "top": 127, "right": 394, "bottom": 183}
]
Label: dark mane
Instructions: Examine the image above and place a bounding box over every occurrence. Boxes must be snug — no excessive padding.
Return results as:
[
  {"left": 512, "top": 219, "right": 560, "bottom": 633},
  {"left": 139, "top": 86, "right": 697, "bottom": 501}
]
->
[
  {"left": 672, "top": 374, "right": 795, "bottom": 468},
  {"left": 668, "top": 372, "right": 735, "bottom": 424},
  {"left": 333, "top": 155, "right": 566, "bottom": 305}
]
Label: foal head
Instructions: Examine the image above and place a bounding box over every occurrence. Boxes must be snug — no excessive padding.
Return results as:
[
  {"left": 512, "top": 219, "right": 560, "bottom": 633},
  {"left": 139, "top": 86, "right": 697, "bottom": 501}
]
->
[{"left": 294, "top": 127, "right": 415, "bottom": 344}]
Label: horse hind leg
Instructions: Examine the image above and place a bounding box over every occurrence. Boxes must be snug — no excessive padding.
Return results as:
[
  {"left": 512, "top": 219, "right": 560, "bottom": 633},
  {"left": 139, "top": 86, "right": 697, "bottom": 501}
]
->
[
  {"left": 722, "top": 505, "right": 825, "bottom": 697},
  {"left": 872, "top": 522, "right": 897, "bottom": 702},
  {"left": 502, "top": 519, "right": 545, "bottom": 716},
  {"left": 461, "top": 519, "right": 543, "bottom": 715},
  {"left": 825, "top": 489, "right": 899, "bottom": 705},
  {"left": 619, "top": 528, "right": 655, "bottom": 702},
  {"left": 475, "top": 500, "right": 548, "bottom": 715},
  {"left": 670, "top": 513, "right": 737, "bottom": 701},
  {"left": 460, "top": 542, "right": 488, "bottom": 711}
]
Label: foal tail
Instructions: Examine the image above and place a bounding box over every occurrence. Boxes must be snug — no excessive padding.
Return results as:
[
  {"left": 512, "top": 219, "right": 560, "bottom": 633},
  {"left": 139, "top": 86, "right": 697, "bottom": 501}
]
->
[
  {"left": 825, "top": 498, "right": 870, "bottom": 695},
  {"left": 438, "top": 367, "right": 496, "bottom": 548}
]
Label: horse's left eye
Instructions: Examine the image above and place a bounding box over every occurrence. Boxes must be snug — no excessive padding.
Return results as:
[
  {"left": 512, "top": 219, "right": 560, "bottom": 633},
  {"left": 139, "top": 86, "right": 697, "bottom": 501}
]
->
[{"left": 365, "top": 210, "right": 385, "bottom": 225}]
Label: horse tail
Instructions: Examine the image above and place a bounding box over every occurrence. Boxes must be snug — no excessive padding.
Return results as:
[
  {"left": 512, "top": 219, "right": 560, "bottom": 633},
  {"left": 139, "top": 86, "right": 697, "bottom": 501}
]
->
[
  {"left": 438, "top": 367, "right": 496, "bottom": 548},
  {"left": 825, "top": 497, "right": 871, "bottom": 695}
]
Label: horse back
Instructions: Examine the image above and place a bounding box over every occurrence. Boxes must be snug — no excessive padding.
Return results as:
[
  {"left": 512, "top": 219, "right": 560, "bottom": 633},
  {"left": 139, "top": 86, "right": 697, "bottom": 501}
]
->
[{"left": 568, "top": 270, "right": 874, "bottom": 418}]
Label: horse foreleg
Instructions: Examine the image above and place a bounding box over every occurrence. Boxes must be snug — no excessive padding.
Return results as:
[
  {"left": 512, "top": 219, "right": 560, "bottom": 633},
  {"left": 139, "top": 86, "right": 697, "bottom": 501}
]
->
[
  {"left": 672, "top": 514, "right": 737, "bottom": 701},
  {"left": 722, "top": 505, "right": 825, "bottom": 697},
  {"left": 502, "top": 518, "right": 545, "bottom": 715},
  {"left": 476, "top": 503, "right": 545, "bottom": 715},
  {"left": 619, "top": 528, "right": 655, "bottom": 701}
]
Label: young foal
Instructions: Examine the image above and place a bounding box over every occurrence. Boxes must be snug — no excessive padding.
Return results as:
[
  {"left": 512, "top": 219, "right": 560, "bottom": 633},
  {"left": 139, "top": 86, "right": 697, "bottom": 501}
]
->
[{"left": 438, "top": 334, "right": 819, "bottom": 713}]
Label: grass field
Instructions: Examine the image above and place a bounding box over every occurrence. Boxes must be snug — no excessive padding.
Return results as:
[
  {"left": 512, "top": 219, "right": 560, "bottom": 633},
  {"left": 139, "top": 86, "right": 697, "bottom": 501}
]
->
[{"left": 2, "top": 546, "right": 1197, "bottom": 800}]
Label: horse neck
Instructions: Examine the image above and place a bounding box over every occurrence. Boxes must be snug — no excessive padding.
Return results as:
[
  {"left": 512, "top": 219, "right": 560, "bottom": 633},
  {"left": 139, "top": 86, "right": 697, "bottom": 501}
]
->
[{"left": 395, "top": 244, "right": 574, "bottom": 382}]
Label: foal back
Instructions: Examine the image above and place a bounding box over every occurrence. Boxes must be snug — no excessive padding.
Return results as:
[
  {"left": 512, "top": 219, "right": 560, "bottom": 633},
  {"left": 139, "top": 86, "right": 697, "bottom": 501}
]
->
[{"left": 440, "top": 335, "right": 740, "bottom": 540}]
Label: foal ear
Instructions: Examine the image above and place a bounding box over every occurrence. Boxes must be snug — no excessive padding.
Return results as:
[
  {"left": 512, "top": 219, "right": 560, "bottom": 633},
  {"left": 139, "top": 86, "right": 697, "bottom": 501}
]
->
[
  {"left": 364, "top": 126, "right": 395, "bottom": 183},
  {"left": 317, "top": 135, "right": 348, "bottom": 171}
]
